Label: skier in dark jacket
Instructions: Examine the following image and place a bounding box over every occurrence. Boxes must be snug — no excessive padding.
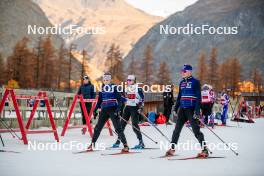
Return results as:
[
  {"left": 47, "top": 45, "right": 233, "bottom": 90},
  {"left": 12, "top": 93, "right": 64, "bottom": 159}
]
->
[
  {"left": 77, "top": 75, "right": 96, "bottom": 134},
  {"left": 166, "top": 64, "right": 209, "bottom": 158},
  {"left": 87, "top": 73, "right": 129, "bottom": 152},
  {"left": 163, "top": 86, "right": 174, "bottom": 125}
]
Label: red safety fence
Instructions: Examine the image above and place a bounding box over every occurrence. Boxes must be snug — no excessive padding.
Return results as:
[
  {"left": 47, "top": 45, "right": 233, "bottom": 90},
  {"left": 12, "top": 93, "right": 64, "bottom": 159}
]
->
[
  {"left": 0, "top": 89, "right": 59, "bottom": 144},
  {"left": 60, "top": 94, "right": 113, "bottom": 138}
]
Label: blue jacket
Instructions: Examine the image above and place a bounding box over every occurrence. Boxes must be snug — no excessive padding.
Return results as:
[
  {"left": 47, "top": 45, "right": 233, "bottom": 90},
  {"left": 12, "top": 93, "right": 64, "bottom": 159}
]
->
[
  {"left": 174, "top": 76, "right": 201, "bottom": 114},
  {"left": 95, "top": 84, "right": 121, "bottom": 110},
  {"left": 77, "top": 83, "right": 96, "bottom": 99}
]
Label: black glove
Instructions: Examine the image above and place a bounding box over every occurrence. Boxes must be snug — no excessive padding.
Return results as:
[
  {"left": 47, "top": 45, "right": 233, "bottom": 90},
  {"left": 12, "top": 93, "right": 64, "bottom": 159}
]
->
[
  {"left": 114, "top": 111, "right": 121, "bottom": 117},
  {"left": 114, "top": 108, "right": 121, "bottom": 117},
  {"left": 137, "top": 103, "right": 144, "bottom": 113},
  {"left": 193, "top": 113, "right": 200, "bottom": 120}
]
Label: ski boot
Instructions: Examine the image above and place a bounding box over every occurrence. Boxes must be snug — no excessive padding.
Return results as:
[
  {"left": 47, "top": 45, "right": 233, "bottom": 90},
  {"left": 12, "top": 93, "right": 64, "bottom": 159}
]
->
[
  {"left": 165, "top": 149, "right": 175, "bottom": 157},
  {"left": 197, "top": 147, "right": 209, "bottom": 158},
  {"left": 111, "top": 140, "right": 120, "bottom": 148},
  {"left": 133, "top": 140, "right": 145, "bottom": 149},
  {"left": 87, "top": 143, "right": 94, "bottom": 151},
  {"left": 121, "top": 145, "right": 129, "bottom": 153}
]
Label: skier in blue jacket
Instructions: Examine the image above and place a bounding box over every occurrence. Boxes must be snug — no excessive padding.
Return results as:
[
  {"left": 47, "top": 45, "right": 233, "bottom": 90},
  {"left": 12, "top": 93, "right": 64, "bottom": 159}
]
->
[
  {"left": 87, "top": 73, "right": 129, "bottom": 152},
  {"left": 166, "top": 64, "right": 209, "bottom": 158}
]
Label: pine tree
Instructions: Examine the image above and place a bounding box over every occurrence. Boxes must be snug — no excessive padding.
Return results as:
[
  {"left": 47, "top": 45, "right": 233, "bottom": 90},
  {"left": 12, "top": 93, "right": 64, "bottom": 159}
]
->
[
  {"left": 6, "top": 37, "right": 36, "bottom": 88},
  {"left": 196, "top": 51, "right": 207, "bottom": 85},
  {"left": 229, "top": 57, "right": 241, "bottom": 97},
  {"left": 113, "top": 46, "right": 124, "bottom": 83},
  {"left": 142, "top": 44, "right": 154, "bottom": 85},
  {"left": 156, "top": 61, "right": 171, "bottom": 85},
  {"left": 251, "top": 68, "right": 263, "bottom": 93},
  {"left": 106, "top": 43, "right": 116, "bottom": 76},
  {"left": 40, "top": 36, "right": 57, "bottom": 88},
  {"left": 207, "top": 48, "right": 219, "bottom": 91},
  {"left": 0, "top": 53, "right": 6, "bottom": 86},
  {"left": 65, "top": 43, "right": 76, "bottom": 91},
  {"left": 128, "top": 54, "right": 136, "bottom": 75},
  {"left": 219, "top": 60, "right": 230, "bottom": 90},
  {"left": 105, "top": 44, "right": 124, "bottom": 83},
  {"left": 34, "top": 37, "right": 43, "bottom": 88},
  {"left": 56, "top": 43, "right": 69, "bottom": 89}
]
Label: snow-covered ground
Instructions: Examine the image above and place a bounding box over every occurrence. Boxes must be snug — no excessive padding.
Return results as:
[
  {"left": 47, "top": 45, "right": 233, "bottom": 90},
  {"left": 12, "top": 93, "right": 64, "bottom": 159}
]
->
[{"left": 1, "top": 119, "right": 264, "bottom": 176}]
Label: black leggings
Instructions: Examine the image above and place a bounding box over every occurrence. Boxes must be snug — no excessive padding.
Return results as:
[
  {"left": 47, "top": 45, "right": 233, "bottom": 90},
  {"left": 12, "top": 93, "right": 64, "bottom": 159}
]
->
[
  {"left": 80, "top": 102, "right": 92, "bottom": 125},
  {"left": 92, "top": 107, "right": 127, "bottom": 145},
  {"left": 164, "top": 105, "right": 173, "bottom": 122},
  {"left": 171, "top": 108, "right": 205, "bottom": 148},
  {"left": 201, "top": 103, "right": 213, "bottom": 124},
  {"left": 116, "top": 106, "right": 142, "bottom": 144}
]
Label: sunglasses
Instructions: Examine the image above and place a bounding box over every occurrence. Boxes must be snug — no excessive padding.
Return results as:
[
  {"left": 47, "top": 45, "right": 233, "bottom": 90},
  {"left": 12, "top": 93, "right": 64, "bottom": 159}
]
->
[
  {"left": 181, "top": 70, "right": 187, "bottom": 73},
  {"left": 127, "top": 79, "right": 133, "bottom": 82}
]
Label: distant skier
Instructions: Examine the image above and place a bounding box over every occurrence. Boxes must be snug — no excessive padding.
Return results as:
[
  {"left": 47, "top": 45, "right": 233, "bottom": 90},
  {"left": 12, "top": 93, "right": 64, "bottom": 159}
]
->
[
  {"left": 201, "top": 84, "right": 215, "bottom": 126},
  {"left": 163, "top": 85, "right": 174, "bottom": 125},
  {"left": 77, "top": 75, "right": 96, "bottom": 134},
  {"left": 88, "top": 73, "right": 129, "bottom": 152},
  {"left": 220, "top": 91, "right": 230, "bottom": 126},
  {"left": 166, "top": 64, "right": 209, "bottom": 158},
  {"left": 112, "top": 75, "right": 145, "bottom": 149}
]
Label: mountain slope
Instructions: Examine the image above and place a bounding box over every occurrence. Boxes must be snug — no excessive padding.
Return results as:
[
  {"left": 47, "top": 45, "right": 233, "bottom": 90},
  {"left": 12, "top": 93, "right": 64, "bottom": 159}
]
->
[
  {"left": 124, "top": 0, "right": 264, "bottom": 82},
  {"left": 0, "top": 0, "right": 63, "bottom": 58},
  {"left": 35, "top": 0, "right": 162, "bottom": 78}
]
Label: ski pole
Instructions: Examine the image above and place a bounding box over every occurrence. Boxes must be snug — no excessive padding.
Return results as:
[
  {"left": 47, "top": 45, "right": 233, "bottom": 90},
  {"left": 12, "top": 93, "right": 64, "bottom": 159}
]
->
[
  {"left": 0, "top": 134, "right": 4, "bottom": 147},
  {"left": 118, "top": 115, "right": 158, "bottom": 144},
  {"left": 197, "top": 117, "right": 239, "bottom": 156},
  {"left": 0, "top": 120, "right": 17, "bottom": 139},
  {"left": 0, "top": 120, "right": 21, "bottom": 139},
  {"left": 139, "top": 112, "right": 171, "bottom": 142}
]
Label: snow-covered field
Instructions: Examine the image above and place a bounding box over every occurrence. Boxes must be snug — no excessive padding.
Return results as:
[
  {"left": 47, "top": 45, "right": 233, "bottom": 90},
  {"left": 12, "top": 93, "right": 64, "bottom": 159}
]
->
[{"left": 1, "top": 119, "right": 264, "bottom": 176}]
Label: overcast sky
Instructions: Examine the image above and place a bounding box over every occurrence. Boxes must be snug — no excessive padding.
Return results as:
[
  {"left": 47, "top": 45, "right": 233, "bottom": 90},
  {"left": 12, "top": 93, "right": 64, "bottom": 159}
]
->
[{"left": 125, "top": 0, "right": 198, "bottom": 17}]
